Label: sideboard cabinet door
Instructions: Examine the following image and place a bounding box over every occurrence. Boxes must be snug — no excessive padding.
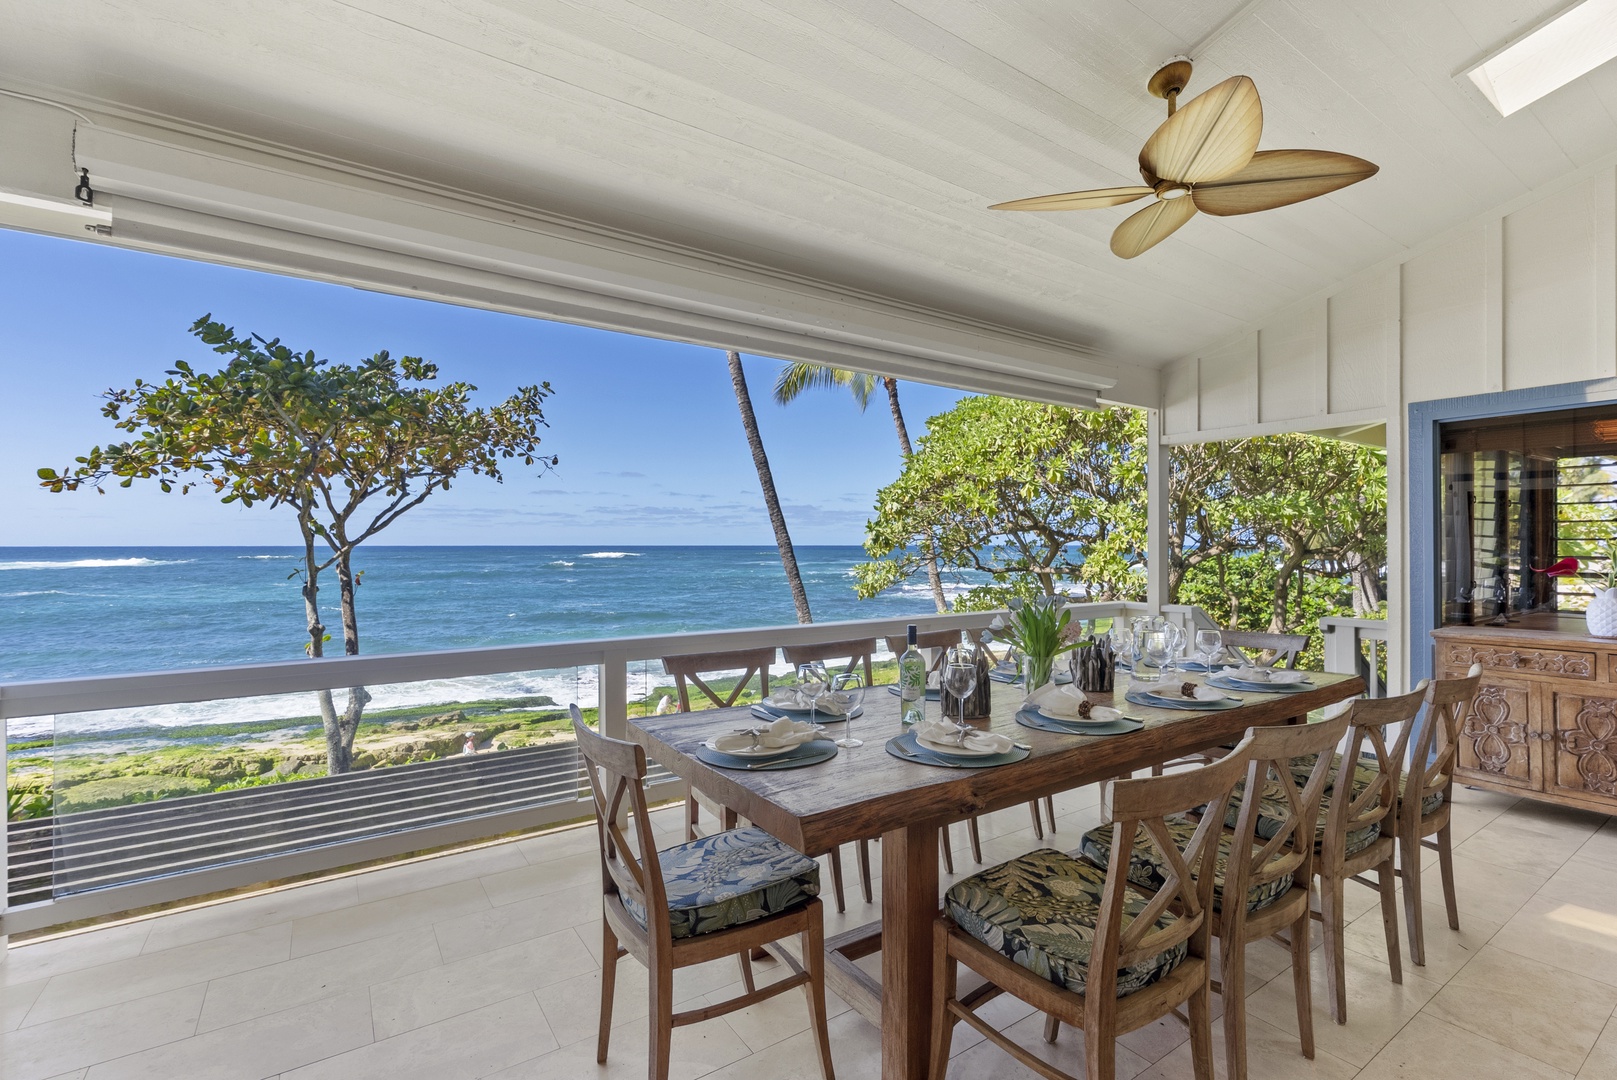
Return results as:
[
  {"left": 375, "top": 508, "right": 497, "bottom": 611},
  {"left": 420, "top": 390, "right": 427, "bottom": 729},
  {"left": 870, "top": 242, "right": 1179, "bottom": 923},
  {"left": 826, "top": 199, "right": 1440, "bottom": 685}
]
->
[
  {"left": 1453, "top": 679, "right": 1536, "bottom": 790},
  {"left": 1547, "top": 692, "right": 1617, "bottom": 804}
]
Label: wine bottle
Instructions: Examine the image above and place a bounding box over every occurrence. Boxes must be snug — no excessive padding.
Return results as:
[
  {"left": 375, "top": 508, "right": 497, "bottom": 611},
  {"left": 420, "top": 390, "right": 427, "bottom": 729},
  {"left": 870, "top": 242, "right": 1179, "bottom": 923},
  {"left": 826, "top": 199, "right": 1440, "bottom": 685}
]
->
[{"left": 898, "top": 624, "right": 927, "bottom": 727}]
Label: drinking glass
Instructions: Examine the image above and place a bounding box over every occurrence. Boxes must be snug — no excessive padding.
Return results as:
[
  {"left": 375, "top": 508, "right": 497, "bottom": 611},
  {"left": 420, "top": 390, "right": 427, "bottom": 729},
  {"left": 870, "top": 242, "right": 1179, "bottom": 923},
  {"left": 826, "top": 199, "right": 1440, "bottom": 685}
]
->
[
  {"left": 1141, "top": 630, "right": 1172, "bottom": 682},
  {"left": 1195, "top": 629, "right": 1224, "bottom": 672},
  {"left": 797, "top": 662, "right": 828, "bottom": 726},
  {"left": 1110, "top": 626, "right": 1133, "bottom": 670},
  {"left": 1161, "top": 622, "right": 1186, "bottom": 677},
  {"left": 943, "top": 657, "right": 979, "bottom": 743},
  {"left": 829, "top": 672, "right": 865, "bottom": 748}
]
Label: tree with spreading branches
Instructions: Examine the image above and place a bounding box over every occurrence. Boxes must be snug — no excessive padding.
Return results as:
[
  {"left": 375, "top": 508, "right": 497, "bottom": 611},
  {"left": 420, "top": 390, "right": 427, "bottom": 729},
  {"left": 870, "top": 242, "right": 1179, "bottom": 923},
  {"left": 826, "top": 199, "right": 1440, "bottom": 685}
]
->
[{"left": 40, "top": 316, "right": 555, "bottom": 773}]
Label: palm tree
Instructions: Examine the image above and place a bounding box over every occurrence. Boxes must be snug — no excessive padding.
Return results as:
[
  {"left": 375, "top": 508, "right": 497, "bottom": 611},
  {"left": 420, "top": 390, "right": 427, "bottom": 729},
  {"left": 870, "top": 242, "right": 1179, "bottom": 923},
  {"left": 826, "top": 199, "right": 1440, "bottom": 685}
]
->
[
  {"left": 773, "top": 363, "right": 949, "bottom": 612},
  {"left": 728, "top": 351, "right": 813, "bottom": 623}
]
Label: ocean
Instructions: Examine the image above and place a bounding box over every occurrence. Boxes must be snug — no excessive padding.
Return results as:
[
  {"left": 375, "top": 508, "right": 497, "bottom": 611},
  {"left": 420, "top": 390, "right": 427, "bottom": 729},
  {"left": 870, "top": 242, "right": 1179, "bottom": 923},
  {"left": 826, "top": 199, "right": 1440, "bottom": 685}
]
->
[{"left": 1, "top": 546, "right": 978, "bottom": 741}]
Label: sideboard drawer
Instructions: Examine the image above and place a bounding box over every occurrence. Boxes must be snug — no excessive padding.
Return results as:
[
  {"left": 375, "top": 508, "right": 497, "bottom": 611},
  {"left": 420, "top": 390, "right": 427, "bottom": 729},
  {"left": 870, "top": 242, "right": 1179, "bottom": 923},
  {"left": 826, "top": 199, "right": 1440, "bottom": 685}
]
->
[{"left": 1441, "top": 641, "right": 1595, "bottom": 680}]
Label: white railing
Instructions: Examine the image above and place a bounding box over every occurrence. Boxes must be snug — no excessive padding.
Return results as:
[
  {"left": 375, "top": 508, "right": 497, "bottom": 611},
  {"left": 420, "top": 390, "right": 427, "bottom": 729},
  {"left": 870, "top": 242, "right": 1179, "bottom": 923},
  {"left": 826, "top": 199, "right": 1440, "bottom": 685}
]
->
[
  {"left": 1320, "top": 616, "right": 1390, "bottom": 698},
  {"left": 2, "top": 602, "right": 1151, "bottom": 936}
]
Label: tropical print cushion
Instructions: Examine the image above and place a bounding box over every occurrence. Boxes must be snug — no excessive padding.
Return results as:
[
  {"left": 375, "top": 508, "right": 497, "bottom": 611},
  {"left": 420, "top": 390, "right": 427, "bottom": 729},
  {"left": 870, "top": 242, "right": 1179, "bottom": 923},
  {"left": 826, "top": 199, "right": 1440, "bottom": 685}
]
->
[
  {"left": 1318, "top": 754, "right": 1445, "bottom": 818},
  {"left": 622, "top": 826, "right": 819, "bottom": 940},
  {"left": 1222, "top": 775, "right": 1381, "bottom": 858},
  {"left": 944, "top": 848, "right": 1187, "bottom": 998},
  {"left": 1077, "top": 815, "right": 1294, "bottom": 914}
]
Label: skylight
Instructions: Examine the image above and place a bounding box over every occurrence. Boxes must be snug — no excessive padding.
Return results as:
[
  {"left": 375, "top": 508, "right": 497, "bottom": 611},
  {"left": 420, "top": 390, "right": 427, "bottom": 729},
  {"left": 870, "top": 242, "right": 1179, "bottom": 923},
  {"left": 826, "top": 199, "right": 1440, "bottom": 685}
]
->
[{"left": 1467, "top": 0, "right": 1617, "bottom": 116}]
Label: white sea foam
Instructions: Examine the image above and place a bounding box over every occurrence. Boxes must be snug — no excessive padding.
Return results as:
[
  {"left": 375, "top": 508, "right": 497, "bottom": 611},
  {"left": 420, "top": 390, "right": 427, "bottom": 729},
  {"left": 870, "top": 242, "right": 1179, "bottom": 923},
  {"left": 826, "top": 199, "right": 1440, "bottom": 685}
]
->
[
  {"left": 238, "top": 555, "right": 294, "bottom": 560},
  {"left": 2, "top": 590, "right": 70, "bottom": 597},
  {"left": 549, "top": 560, "right": 575, "bottom": 567},
  {"left": 580, "top": 551, "right": 641, "bottom": 559},
  {"left": 0, "top": 558, "right": 193, "bottom": 571}
]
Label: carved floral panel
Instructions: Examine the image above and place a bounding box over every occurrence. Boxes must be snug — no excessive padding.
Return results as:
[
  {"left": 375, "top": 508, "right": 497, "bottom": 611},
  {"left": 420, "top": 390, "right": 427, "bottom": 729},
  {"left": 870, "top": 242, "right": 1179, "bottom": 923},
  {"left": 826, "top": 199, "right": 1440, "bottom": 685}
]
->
[
  {"left": 1554, "top": 696, "right": 1617, "bottom": 798},
  {"left": 1447, "top": 643, "right": 1594, "bottom": 679},
  {"left": 1457, "top": 683, "right": 1533, "bottom": 786}
]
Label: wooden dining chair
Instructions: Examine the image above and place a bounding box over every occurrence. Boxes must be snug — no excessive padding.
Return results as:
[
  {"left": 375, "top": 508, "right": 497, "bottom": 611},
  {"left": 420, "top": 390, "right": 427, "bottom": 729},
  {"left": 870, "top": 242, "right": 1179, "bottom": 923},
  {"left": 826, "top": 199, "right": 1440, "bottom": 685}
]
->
[
  {"left": 1218, "top": 630, "right": 1309, "bottom": 669},
  {"left": 1305, "top": 686, "right": 1426, "bottom": 1023},
  {"left": 662, "top": 646, "right": 863, "bottom": 913},
  {"left": 1397, "top": 664, "right": 1482, "bottom": 966},
  {"left": 928, "top": 739, "right": 1252, "bottom": 1080},
  {"left": 883, "top": 630, "right": 1057, "bottom": 852},
  {"left": 782, "top": 637, "right": 880, "bottom": 904},
  {"left": 1075, "top": 714, "right": 1348, "bottom": 1080},
  {"left": 571, "top": 707, "right": 835, "bottom": 1080}
]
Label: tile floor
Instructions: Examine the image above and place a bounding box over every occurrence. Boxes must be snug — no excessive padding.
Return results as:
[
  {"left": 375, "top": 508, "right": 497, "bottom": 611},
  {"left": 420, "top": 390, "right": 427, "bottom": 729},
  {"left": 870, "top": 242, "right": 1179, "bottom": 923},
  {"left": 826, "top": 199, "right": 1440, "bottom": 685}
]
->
[{"left": 4, "top": 782, "right": 1617, "bottom": 1079}]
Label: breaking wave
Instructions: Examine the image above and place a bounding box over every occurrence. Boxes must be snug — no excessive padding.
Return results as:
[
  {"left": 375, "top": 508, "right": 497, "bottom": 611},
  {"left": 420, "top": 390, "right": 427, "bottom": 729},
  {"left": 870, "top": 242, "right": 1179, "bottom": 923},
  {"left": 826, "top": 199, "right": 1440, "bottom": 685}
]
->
[
  {"left": 580, "top": 552, "right": 641, "bottom": 559},
  {"left": 0, "top": 558, "right": 192, "bottom": 571}
]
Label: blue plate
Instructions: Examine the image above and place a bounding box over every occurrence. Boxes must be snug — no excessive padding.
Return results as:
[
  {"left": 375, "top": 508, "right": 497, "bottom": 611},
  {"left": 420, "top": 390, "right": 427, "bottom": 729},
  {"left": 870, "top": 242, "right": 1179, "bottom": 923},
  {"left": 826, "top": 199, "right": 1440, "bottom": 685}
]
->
[
  {"left": 1125, "top": 689, "right": 1241, "bottom": 712},
  {"left": 695, "top": 740, "right": 838, "bottom": 771},
  {"left": 1015, "top": 709, "right": 1143, "bottom": 737},
  {"left": 1207, "top": 675, "right": 1312, "bottom": 694},
  {"left": 884, "top": 731, "right": 1028, "bottom": 769}
]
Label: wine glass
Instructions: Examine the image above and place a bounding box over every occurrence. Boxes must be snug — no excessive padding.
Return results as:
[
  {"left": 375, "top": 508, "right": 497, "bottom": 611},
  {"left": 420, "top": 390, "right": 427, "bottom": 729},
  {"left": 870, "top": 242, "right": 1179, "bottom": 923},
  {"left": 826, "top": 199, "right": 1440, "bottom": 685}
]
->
[
  {"left": 1110, "top": 626, "right": 1133, "bottom": 671},
  {"left": 797, "top": 661, "right": 828, "bottom": 727},
  {"left": 1195, "top": 629, "right": 1224, "bottom": 673},
  {"left": 829, "top": 672, "right": 865, "bottom": 748},
  {"left": 1161, "top": 622, "right": 1186, "bottom": 677},
  {"left": 1141, "top": 630, "right": 1172, "bottom": 683},
  {"left": 943, "top": 656, "right": 979, "bottom": 744}
]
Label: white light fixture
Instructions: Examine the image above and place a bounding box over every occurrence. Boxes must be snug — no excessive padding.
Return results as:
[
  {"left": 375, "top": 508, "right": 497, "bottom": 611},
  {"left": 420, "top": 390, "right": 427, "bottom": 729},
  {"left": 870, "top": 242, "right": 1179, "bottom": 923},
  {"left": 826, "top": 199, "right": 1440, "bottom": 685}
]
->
[
  {"left": 0, "top": 189, "right": 112, "bottom": 238},
  {"left": 1466, "top": 0, "right": 1617, "bottom": 116}
]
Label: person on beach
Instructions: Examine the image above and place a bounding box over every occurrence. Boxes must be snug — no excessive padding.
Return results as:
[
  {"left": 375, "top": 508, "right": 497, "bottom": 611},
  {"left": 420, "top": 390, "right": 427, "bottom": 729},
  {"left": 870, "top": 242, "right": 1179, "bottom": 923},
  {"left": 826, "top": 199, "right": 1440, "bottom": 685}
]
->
[{"left": 462, "top": 732, "right": 478, "bottom": 755}]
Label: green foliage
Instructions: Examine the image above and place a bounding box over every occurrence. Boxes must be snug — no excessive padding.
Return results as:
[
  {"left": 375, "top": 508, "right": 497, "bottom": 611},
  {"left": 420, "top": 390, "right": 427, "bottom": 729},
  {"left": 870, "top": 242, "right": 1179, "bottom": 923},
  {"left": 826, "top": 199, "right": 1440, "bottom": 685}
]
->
[
  {"left": 772, "top": 363, "right": 876, "bottom": 410},
  {"left": 57, "top": 775, "right": 212, "bottom": 813},
  {"left": 858, "top": 396, "right": 1388, "bottom": 643},
  {"left": 7, "top": 789, "right": 52, "bottom": 821},
  {"left": 213, "top": 771, "right": 313, "bottom": 792},
  {"left": 858, "top": 400, "right": 1147, "bottom": 605},
  {"left": 983, "top": 595, "right": 1083, "bottom": 662}
]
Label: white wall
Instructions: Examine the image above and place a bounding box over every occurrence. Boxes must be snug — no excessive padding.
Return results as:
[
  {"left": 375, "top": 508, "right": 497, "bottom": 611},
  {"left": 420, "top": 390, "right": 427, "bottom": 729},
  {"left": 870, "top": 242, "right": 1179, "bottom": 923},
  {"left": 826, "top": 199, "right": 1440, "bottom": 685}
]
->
[{"left": 1159, "top": 158, "right": 1617, "bottom": 696}]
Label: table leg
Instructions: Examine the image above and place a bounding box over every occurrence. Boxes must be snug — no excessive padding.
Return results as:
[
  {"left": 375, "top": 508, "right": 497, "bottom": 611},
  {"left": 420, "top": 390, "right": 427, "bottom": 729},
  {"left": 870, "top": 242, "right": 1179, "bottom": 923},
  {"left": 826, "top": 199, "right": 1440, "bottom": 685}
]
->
[{"left": 882, "top": 820, "right": 941, "bottom": 1080}]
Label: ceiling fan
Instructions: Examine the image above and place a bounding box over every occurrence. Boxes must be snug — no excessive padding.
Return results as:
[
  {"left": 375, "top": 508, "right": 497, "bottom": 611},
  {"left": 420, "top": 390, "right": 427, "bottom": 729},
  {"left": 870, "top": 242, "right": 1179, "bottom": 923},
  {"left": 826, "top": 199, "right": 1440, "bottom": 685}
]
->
[{"left": 991, "top": 59, "right": 1379, "bottom": 258}]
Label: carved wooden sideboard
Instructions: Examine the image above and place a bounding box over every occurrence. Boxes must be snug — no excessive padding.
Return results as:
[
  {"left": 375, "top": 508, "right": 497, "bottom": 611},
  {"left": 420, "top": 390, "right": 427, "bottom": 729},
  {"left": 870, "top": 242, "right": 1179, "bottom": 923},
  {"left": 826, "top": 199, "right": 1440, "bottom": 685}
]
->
[{"left": 1433, "top": 625, "right": 1617, "bottom": 813}]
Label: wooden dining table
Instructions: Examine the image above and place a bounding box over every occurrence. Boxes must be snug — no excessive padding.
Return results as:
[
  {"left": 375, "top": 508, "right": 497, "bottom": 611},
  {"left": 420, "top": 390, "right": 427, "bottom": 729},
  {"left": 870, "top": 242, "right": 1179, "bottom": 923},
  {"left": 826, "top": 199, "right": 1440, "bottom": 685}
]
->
[{"left": 629, "top": 670, "right": 1365, "bottom": 1079}]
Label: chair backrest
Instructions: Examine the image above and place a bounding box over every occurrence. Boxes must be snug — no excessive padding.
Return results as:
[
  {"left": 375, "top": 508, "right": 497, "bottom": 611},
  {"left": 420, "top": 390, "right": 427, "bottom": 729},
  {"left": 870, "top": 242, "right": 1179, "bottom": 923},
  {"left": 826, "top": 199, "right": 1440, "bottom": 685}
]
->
[
  {"left": 571, "top": 705, "right": 669, "bottom": 943},
  {"left": 1409, "top": 663, "right": 1483, "bottom": 821},
  {"left": 1088, "top": 738, "right": 1252, "bottom": 1007},
  {"left": 782, "top": 637, "right": 878, "bottom": 683},
  {"left": 1219, "top": 630, "right": 1308, "bottom": 669},
  {"left": 1223, "top": 713, "right": 1352, "bottom": 922},
  {"left": 660, "top": 647, "right": 777, "bottom": 711},
  {"left": 1319, "top": 686, "right": 1427, "bottom": 867}
]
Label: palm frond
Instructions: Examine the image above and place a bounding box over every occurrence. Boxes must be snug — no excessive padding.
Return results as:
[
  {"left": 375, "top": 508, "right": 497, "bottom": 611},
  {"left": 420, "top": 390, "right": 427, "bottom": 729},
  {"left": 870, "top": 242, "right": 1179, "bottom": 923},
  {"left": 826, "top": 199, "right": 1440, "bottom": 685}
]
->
[{"left": 772, "top": 362, "right": 877, "bottom": 410}]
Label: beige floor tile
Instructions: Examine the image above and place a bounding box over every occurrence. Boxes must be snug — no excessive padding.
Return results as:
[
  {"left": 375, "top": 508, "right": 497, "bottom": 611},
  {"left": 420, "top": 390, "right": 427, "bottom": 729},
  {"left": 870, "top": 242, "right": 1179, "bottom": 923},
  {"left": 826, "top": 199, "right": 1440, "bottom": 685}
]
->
[
  {"left": 534, "top": 964, "right": 652, "bottom": 1040},
  {"left": 1426, "top": 945, "right": 1617, "bottom": 1073},
  {"left": 196, "top": 926, "right": 441, "bottom": 1032},
  {"left": 1537, "top": 852, "right": 1617, "bottom": 911},
  {"left": 1132, "top": 1011, "right": 1358, "bottom": 1080},
  {"left": 943, "top": 1009, "right": 1154, "bottom": 1079},
  {"left": 514, "top": 822, "right": 602, "bottom": 865},
  {"left": 283, "top": 992, "right": 555, "bottom": 1080},
  {"left": 1571, "top": 817, "right": 1617, "bottom": 870},
  {"left": 2, "top": 978, "right": 46, "bottom": 1033},
  {"left": 488, "top": 1009, "right": 752, "bottom": 1080},
  {"left": 1344, "top": 900, "right": 1499, "bottom": 983},
  {"left": 369, "top": 926, "right": 595, "bottom": 1038},
  {"left": 28, "top": 925, "right": 292, "bottom": 1025},
  {"left": 430, "top": 882, "right": 599, "bottom": 963},
  {"left": 3, "top": 922, "right": 152, "bottom": 987},
  {"left": 478, "top": 852, "right": 602, "bottom": 907},
  {"left": 287, "top": 877, "right": 489, "bottom": 958},
  {"left": 700, "top": 970, "right": 851, "bottom": 1054},
  {"left": 1578, "top": 1013, "right": 1617, "bottom": 1078},
  {"left": 83, "top": 988, "right": 373, "bottom": 1080},
  {"left": 1434, "top": 850, "right": 1548, "bottom": 925},
  {"left": 698, "top": 1008, "right": 879, "bottom": 1080},
  {"left": 1245, "top": 941, "right": 1443, "bottom": 1066},
  {"left": 1356, "top": 1014, "right": 1573, "bottom": 1080},
  {"left": 0, "top": 984, "right": 205, "bottom": 1080},
  {"left": 42, "top": 1071, "right": 89, "bottom": 1080},
  {"left": 352, "top": 843, "right": 528, "bottom": 905},
  {"left": 139, "top": 879, "right": 361, "bottom": 954},
  {"left": 1492, "top": 894, "right": 1617, "bottom": 989},
  {"left": 1452, "top": 807, "right": 1601, "bottom": 879}
]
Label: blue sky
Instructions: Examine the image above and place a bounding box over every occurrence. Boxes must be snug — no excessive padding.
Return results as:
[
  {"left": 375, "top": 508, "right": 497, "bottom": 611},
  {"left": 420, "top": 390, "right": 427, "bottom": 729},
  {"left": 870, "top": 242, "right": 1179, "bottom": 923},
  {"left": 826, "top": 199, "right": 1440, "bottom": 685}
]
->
[{"left": 0, "top": 229, "right": 966, "bottom": 547}]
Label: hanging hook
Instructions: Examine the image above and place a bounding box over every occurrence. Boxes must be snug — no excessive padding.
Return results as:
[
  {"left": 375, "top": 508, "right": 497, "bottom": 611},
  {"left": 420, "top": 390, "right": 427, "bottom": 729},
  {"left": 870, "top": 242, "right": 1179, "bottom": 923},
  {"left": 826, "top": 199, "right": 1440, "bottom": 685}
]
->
[{"left": 74, "top": 168, "right": 95, "bottom": 206}]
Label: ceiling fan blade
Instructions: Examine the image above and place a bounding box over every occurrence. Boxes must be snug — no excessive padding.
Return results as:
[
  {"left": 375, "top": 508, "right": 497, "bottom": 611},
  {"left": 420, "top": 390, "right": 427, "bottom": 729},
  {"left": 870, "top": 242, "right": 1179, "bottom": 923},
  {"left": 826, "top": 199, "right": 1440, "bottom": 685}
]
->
[
  {"left": 1110, "top": 196, "right": 1197, "bottom": 259},
  {"left": 1190, "top": 149, "right": 1379, "bottom": 216},
  {"left": 989, "top": 186, "right": 1154, "bottom": 211},
  {"left": 1140, "top": 75, "right": 1263, "bottom": 185}
]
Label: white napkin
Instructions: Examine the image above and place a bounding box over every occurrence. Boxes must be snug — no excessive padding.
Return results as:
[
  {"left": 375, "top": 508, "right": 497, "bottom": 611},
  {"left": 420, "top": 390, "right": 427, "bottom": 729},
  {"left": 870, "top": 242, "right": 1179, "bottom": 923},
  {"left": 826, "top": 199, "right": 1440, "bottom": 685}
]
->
[
  {"left": 713, "top": 717, "right": 820, "bottom": 754},
  {"left": 915, "top": 718, "right": 1015, "bottom": 754},
  {"left": 1230, "top": 666, "right": 1307, "bottom": 685},
  {"left": 766, "top": 688, "right": 810, "bottom": 709},
  {"left": 1025, "top": 682, "right": 1121, "bottom": 723},
  {"left": 1141, "top": 680, "right": 1228, "bottom": 702}
]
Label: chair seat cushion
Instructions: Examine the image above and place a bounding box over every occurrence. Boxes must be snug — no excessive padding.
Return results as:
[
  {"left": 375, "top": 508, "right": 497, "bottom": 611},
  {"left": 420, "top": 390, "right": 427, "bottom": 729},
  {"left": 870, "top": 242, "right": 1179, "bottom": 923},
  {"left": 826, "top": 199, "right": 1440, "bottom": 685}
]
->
[
  {"left": 623, "top": 826, "right": 820, "bottom": 940},
  {"left": 1077, "top": 815, "right": 1294, "bottom": 914},
  {"left": 1222, "top": 776, "right": 1381, "bottom": 858},
  {"left": 1287, "top": 753, "right": 1444, "bottom": 818},
  {"left": 944, "top": 848, "right": 1187, "bottom": 998}
]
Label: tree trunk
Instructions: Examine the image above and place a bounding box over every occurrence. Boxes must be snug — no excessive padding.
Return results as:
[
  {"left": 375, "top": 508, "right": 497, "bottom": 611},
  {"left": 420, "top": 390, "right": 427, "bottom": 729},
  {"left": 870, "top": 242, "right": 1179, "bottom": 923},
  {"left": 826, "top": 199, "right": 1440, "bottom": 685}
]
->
[
  {"left": 884, "top": 376, "right": 948, "bottom": 613},
  {"left": 297, "top": 512, "right": 347, "bottom": 775},
  {"left": 325, "top": 547, "right": 371, "bottom": 774},
  {"left": 1349, "top": 553, "right": 1385, "bottom": 614},
  {"left": 729, "top": 351, "right": 812, "bottom": 623},
  {"left": 1270, "top": 549, "right": 1308, "bottom": 634}
]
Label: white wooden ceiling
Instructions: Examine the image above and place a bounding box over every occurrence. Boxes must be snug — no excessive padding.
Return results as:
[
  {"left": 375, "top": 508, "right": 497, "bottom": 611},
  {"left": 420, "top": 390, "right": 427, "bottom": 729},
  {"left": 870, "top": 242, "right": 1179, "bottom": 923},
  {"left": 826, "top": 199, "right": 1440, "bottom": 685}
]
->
[{"left": 4, "top": 0, "right": 1615, "bottom": 370}]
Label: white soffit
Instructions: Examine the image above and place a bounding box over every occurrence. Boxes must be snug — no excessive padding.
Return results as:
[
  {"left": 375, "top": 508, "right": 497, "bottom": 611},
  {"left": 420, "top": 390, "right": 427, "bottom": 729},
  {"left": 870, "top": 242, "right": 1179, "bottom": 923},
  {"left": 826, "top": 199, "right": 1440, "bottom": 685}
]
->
[
  {"left": 71, "top": 121, "right": 1116, "bottom": 409},
  {"left": 0, "top": 190, "right": 111, "bottom": 238},
  {"left": 1467, "top": 0, "right": 1617, "bottom": 116}
]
